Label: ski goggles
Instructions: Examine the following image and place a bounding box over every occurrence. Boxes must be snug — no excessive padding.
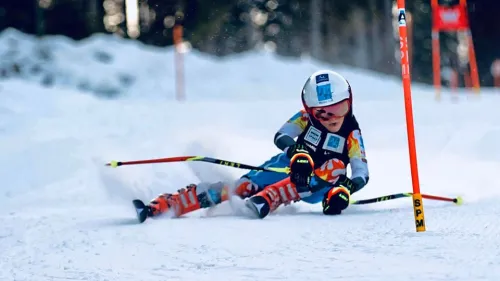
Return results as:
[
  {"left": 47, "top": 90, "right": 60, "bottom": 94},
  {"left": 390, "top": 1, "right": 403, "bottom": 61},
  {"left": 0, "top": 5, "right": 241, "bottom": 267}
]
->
[{"left": 311, "top": 100, "right": 350, "bottom": 121}]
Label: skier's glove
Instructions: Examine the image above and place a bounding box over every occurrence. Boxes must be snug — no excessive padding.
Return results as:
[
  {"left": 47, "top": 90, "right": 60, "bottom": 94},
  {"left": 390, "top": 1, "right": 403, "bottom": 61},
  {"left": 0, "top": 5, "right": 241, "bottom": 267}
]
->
[
  {"left": 286, "top": 144, "right": 314, "bottom": 188},
  {"left": 337, "top": 175, "right": 367, "bottom": 194}
]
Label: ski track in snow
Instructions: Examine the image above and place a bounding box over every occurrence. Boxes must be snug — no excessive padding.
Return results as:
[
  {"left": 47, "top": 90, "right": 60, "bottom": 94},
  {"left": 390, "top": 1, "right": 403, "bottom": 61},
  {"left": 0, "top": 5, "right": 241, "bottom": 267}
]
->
[{"left": 1, "top": 33, "right": 500, "bottom": 280}]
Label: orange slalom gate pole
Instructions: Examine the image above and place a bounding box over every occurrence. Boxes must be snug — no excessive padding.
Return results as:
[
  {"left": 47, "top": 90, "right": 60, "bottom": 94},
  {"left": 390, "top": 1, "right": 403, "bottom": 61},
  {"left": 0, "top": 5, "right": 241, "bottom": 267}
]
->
[
  {"left": 432, "top": 0, "right": 479, "bottom": 95},
  {"left": 461, "top": 0, "right": 480, "bottom": 93},
  {"left": 465, "top": 29, "right": 480, "bottom": 93},
  {"left": 397, "top": 1, "right": 426, "bottom": 232}
]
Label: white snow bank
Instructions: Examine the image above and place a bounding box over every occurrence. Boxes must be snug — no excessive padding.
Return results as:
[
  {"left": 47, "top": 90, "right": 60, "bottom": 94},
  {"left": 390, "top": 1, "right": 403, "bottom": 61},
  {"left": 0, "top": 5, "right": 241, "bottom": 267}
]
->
[{"left": 0, "top": 27, "right": 441, "bottom": 101}]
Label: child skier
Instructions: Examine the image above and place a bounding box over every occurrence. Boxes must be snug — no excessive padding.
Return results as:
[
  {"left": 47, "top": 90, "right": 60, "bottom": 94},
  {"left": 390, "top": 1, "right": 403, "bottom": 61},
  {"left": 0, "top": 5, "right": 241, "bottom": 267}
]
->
[{"left": 139, "top": 70, "right": 369, "bottom": 220}]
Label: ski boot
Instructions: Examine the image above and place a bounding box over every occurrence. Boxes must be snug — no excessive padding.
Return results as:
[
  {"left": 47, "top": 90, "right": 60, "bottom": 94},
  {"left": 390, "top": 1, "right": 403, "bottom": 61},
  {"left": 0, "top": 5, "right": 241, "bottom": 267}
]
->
[
  {"left": 132, "top": 178, "right": 260, "bottom": 223},
  {"left": 245, "top": 177, "right": 300, "bottom": 219},
  {"left": 132, "top": 183, "right": 222, "bottom": 223}
]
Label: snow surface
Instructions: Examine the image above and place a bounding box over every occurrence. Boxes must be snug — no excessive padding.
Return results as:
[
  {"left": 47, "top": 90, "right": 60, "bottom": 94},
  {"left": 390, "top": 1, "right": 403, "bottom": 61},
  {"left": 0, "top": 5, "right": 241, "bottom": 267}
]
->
[{"left": 1, "top": 30, "right": 500, "bottom": 280}]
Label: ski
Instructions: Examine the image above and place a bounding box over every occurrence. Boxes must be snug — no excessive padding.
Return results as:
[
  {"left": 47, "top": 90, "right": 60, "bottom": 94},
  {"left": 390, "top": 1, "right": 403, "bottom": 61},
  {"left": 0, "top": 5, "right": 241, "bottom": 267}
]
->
[{"left": 132, "top": 199, "right": 149, "bottom": 223}]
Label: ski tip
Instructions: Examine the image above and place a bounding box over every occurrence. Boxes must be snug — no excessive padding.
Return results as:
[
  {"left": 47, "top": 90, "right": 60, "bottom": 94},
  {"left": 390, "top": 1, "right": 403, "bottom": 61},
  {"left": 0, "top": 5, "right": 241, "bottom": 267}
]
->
[{"left": 132, "top": 199, "right": 149, "bottom": 223}]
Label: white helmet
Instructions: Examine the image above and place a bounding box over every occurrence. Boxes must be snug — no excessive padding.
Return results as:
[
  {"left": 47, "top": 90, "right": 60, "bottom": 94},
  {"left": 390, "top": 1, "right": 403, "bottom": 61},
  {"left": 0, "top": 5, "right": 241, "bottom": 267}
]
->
[{"left": 301, "top": 70, "right": 352, "bottom": 111}]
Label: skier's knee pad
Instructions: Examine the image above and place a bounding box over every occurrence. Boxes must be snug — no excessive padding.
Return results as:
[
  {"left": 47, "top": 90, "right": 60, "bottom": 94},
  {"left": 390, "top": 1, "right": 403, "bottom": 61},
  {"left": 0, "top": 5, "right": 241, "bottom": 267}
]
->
[
  {"left": 233, "top": 177, "right": 260, "bottom": 198},
  {"left": 322, "top": 186, "right": 350, "bottom": 215}
]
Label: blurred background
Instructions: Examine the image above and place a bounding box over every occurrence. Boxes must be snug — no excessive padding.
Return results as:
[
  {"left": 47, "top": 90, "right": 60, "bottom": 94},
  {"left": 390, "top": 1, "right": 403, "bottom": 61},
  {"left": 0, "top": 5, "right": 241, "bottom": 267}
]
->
[{"left": 1, "top": 0, "right": 499, "bottom": 92}]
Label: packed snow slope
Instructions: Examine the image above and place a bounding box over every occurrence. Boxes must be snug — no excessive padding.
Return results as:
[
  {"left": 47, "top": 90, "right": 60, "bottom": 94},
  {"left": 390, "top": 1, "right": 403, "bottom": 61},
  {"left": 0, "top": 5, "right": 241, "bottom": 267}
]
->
[{"left": 1, "top": 31, "right": 500, "bottom": 281}]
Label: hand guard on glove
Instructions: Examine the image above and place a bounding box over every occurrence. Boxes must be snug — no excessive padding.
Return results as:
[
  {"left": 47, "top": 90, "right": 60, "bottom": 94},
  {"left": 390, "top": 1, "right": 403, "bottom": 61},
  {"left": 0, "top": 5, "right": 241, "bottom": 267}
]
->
[
  {"left": 321, "top": 172, "right": 368, "bottom": 215},
  {"left": 286, "top": 144, "right": 315, "bottom": 189},
  {"left": 322, "top": 186, "right": 350, "bottom": 215}
]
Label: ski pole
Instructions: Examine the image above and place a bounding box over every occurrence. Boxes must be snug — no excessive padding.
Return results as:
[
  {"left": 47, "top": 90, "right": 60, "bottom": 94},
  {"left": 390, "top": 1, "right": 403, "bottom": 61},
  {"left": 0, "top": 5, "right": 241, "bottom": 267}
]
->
[
  {"left": 105, "top": 155, "right": 290, "bottom": 174},
  {"left": 350, "top": 192, "right": 463, "bottom": 205}
]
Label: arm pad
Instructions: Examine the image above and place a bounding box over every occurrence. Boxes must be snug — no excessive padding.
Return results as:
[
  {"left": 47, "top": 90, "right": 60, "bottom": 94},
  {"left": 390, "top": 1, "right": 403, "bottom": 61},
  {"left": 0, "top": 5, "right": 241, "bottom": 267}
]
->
[{"left": 274, "top": 132, "right": 296, "bottom": 152}]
